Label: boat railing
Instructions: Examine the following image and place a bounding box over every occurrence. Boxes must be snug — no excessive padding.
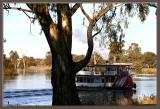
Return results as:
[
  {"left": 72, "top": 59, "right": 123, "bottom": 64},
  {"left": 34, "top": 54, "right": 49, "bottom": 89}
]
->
[{"left": 104, "top": 71, "right": 117, "bottom": 76}]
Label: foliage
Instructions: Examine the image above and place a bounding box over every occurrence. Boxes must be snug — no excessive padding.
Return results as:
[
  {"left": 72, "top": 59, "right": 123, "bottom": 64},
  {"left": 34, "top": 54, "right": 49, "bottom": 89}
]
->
[
  {"left": 133, "top": 95, "right": 157, "bottom": 105},
  {"left": 120, "top": 43, "right": 143, "bottom": 73},
  {"left": 9, "top": 50, "right": 19, "bottom": 69},
  {"left": 3, "top": 51, "right": 19, "bottom": 74},
  {"left": 142, "top": 68, "right": 156, "bottom": 74},
  {"left": 3, "top": 54, "right": 16, "bottom": 75},
  {"left": 132, "top": 61, "right": 143, "bottom": 73},
  {"left": 26, "top": 57, "right": 37, "bottom": 66},
  {"left": 73, "top": 53, "right": 106, "bottom": 65},
  {"left": 73, "top": 54, "right": 85, "bottom": 62},
  {"left": 91, "top": 53, "right": 107, "bottom": 64},
  {"left": 116, "top": 43, "right": 157, "bottom": 74},
  {"left": 44, "top": 51, "right": 52, "bottom": 66},
  {"left": 96, "top": 3, "right": 150, "bottom": 63},
  {"left": 142, "top": 52, "right": 156, "bottom": 68}
]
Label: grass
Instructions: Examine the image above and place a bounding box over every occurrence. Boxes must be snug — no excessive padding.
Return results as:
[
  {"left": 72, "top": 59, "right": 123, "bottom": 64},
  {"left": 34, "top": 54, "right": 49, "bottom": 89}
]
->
[
  {"left": 133, "top": 95, "right": 157, "bottom": 105},
  {"left": 141, "top": 68, "right": 157, "bottom": 74}
]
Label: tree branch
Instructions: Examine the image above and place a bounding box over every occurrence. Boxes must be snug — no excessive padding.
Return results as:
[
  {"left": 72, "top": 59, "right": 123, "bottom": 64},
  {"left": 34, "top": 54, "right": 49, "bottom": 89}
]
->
[
  {"left": 3, "top": 4, "right": 36, "bottom": 20},
  {"left": 107, "top": 7, "right": 116, "bottom": 24},
  {"left": 73, "top": 4, "right": 119, "bottom": 73},
  {"left": 3, "top": 5, "right": 33, "bottom": 13},
  {"left": 94, "top": 3, "right": 113, "bottom": 22},
  {"left": 80, "top": 3, "right": 92, "bottom": 22},
  {"left": 22, "top": 9, "right": 37, "bottom": 20},
  {"left": 71, "top": 3, "right": 80, "bottom": 16},
  {"left": 73, "top": 23, "right": 94, "bottom": 73},
  {"left": 147, "top": 3, "right": 157, "bottom": 8},
  {"left": 92, "top": 25, "right": 103, "bottom": 38}
]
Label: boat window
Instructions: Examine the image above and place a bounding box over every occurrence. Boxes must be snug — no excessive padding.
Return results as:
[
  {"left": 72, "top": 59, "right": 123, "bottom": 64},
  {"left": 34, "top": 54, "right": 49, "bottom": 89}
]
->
[
  {"left": 107, "top": 67, "right": 115, "bottom": 71},
  {"left": 94, "top": 77, "right": 102, "bottom": 83},
  {"left": 102, "top": 78, "right": 104, "bottom": 82},
  {"left": 79, "top": 77, "right": 83, "bottom": 82},
  {"left": 86, "top": 77, "right": 90, "bottom": 83},
  {"left": 105, "top": 77, "right": 108, "bottom": 82},
  {"left": 91, "top": 78, "right": 94, "bottom": 83},
  {"left": 111, "top": 76, "right": 115, "bottom": 82},
  {"left": 76, "top": 77, "right": 80, "bottom": 82},
  {"left": 105, "top": 77, "right": 110, "bottom": 82},
  {"left": 84, "top": 77, "right": 87, "bottom": 82}
]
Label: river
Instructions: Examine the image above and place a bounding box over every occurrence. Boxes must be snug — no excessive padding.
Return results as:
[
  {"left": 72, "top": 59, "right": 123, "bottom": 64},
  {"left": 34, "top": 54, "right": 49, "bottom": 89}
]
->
[{"left": 3, "top": 69, "right": 157, "bottom": 106}]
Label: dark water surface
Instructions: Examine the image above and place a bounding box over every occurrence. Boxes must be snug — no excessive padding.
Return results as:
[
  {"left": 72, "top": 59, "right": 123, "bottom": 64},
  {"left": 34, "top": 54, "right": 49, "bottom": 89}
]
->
[{"left": 3, "top": 69, "right": 157, "bottom": 106}]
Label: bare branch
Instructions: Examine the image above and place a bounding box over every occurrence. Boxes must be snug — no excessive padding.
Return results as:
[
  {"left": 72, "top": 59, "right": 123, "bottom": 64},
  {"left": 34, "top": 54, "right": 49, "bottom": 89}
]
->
[
  {"left": 3, "top": 6, "right": 33, "bottom": 13},
  {"left": 80, "top": 3, "right": 92, "bottom": 22},
  {"left": 71, "top": 3, "right": 80, "bottom": 16},
  {"left": 73, "top": 23, "right": 94, "bottom": 73},
  {"left": 21, "top": 9, "right": 37, "bottom": 20},
  {"left": 3, "top": 4, "right": 37, "bottom": 23},
  {"left": 147, "top": 3, "right": 157, "bottom": 8},
  {"left": 92, "top": 25, "right": 103, "bottom": 38},
  {"left": 73, "top": 4, "right": 122, "bottom": 73}
]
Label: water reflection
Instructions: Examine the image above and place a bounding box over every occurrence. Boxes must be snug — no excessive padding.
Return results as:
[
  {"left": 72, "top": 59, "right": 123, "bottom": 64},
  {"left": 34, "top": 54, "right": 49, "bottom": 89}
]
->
[
  {"left": 79, "top": 90, "right": 134, "bottom": 105},
  {"left": 3, "top": 69, "right": 51, "bottom": 90},
  {"left": 79, "top": 89, "right": 157, "bottom": 105},
  {"left": 3, "top": 69, "right": 157, "bottom": 105}
]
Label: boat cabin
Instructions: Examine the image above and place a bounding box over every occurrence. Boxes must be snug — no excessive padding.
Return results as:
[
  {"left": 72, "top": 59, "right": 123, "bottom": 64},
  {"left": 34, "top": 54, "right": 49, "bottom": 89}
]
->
[{"left": 76, "top": 63, "right": 134, "bottom": 89}]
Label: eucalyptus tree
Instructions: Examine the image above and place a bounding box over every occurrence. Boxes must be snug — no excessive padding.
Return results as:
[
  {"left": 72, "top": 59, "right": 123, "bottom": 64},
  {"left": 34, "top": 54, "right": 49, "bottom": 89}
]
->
[
  {"left": 45, "top": 51, "right": 52, "bottom": 65},
  {"left": 126, "top": 43, "right": 143, "bottom": 73},
  {"left": 9, "top": 50, "right": 19, "bottom": 70},
  {"left": 142, "top": 52, "right": 156, "bottom": 68},
  {"left": 3, "top": 3, "right": 154, "bottom": 105}
]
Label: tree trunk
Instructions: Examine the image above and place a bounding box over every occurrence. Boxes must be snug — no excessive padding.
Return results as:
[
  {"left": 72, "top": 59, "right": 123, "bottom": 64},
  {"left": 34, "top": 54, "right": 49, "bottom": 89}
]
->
[
  {"left": 51, "top": 54, "right": 80, "bottom": 105},
  {"left": 27, "top": 3, "right": 94, "bottom": 105},
  {"left": 50, "top": 4, "right": 80, "bottom": 105}
]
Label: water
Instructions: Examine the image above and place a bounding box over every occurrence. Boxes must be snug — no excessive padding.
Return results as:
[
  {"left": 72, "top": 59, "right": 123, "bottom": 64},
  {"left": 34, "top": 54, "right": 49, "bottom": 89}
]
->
[{"left": 3, "top": 69, "right": 157, "bottom": 106}]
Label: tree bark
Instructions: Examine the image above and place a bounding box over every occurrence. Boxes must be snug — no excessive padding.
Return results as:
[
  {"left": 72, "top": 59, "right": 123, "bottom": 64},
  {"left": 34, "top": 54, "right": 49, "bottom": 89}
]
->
[
  {"left": 27, "top": 4, "right": 82, "bottom": 105},
  {"left": 26, "top": 3, "right": 111, "bottom": 105}
]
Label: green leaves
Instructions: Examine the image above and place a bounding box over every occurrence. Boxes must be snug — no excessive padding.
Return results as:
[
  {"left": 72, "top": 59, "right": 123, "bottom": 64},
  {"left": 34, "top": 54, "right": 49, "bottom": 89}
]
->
[
  {"left": 137, "top": 4, "right": 149, "bottom": 22},
  {"left": 142, "top": 52, "right": 156, "bottom": 67},
  {"left": 125, "top": 4, "right": 133, "bottom": 15}
]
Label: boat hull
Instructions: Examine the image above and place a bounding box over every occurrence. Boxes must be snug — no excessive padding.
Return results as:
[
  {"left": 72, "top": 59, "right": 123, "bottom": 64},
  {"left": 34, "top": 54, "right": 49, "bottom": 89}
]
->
[{"left": 76, "top": 86, "right": 135, "bottom": 91}]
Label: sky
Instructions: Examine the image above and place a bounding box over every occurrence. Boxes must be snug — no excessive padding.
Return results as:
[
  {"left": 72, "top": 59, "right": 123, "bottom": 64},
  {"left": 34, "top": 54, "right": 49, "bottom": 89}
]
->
[{"left": 3, "top": 3, "right": 157, "bottom": 59}]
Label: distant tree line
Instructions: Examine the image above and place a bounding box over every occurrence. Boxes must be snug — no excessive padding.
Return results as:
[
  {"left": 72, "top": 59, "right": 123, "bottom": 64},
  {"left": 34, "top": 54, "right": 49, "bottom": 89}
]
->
[
  {"left": 109, "top": 43, "right": 157, "bottom": 73},
  {"left": 3, "top": 50, "right": 52, "bottom": 74},
  {"left": 3, "top": 42, "right": 156, "bottom": 74},
  {"left": 72, "top": 42, "right": 157, "bottom": 73}
]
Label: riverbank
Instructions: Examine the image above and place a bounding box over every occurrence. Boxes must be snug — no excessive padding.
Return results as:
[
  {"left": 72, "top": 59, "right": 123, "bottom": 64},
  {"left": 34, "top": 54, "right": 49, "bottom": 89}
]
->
[{"left": 26, "top": 65, "right": 51, "bottom": 73}]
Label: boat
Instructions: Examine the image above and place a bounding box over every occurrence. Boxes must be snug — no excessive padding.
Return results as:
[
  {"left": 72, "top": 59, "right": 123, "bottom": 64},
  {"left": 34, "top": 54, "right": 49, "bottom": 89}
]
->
[{"left": 76, "top": 63, "right": 136, "bottom": 91}]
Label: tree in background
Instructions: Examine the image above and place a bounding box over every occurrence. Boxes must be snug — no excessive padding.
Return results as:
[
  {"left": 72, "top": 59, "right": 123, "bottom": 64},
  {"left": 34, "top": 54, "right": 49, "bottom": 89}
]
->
[
  {"left": 91, "top": 52, "right": 106, "bottom": 64},
  {"left": 3, "top": 54, "right": 15, "bottom": 74},
  {"left": 3, "top": 40, "right": 16, "bottom": 74},
  {"left": 108, "top": 30, "right": 125, "bottom": 63},
  {"left": 9, "top": 50, "right": 19, "bottom": 70},
  {"left": 126, "top": 43, "right": 143, "bottom": 73},
  {"left": 3, "top": 3, "right": 154, "bottom": 105},
  {"left": 73, "top": 54, "right": 85, "bottom": 62},
  {"left": 142, "top": 52, "right": 156, "bottom": 68},
  {"left": 73, "top": 53, "right": 106, "bottom": 65},
  {"left": 45, "top": 51, "right": 52, "bottom": 66},
  {"left": 27, "top": 57, "right": 37, "bottom": 66}
]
